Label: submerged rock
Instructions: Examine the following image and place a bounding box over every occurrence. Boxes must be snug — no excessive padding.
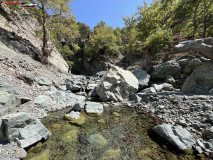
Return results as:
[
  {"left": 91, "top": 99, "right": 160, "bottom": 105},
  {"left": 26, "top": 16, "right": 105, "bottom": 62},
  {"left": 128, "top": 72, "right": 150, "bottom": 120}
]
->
[
  {"left": 153, "top": 124, "right": 195, "bottom": 151},
  {"left": 2, "top": 112, "right": 52, "bottom": 148},
  {"left": 29, "top": 149, "right": 50, "bottom": 160},
  {"left": 103, "top": 148, "right": 121, "bottom": 160},
  {"left": 96, "top": 66, "right": 139, "bottom": 102},
  {"left": 65, "top": 112, "right": 86, "bottom": 126},
  {"left": 88, "top": 133, "right": 107, "bottom": 148}
]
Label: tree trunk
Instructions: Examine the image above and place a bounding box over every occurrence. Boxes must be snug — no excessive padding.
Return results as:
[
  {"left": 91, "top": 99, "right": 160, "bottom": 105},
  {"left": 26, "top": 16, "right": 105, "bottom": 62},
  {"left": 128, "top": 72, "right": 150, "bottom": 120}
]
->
[
  {"left": 41, "top": 3, "right": 50, "bottom": 64},
  {"left": 192, "top": 4, "right": 198, "bottom": 40},
  {"left": 203, "top": 0, "right": 207, "bottom": 38}
]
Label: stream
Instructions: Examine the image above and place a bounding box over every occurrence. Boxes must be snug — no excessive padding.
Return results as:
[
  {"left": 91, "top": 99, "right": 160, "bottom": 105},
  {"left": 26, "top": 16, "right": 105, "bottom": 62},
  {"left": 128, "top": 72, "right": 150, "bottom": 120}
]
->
[{"left": 24, "top": 105, "right": 202, "bottom": 160}]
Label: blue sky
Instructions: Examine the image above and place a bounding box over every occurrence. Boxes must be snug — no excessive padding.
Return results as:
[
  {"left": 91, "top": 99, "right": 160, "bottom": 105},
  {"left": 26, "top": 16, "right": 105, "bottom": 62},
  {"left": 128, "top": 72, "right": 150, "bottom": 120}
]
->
[{"left": 72, "top": 0, "right": 150, "bottom": 29}]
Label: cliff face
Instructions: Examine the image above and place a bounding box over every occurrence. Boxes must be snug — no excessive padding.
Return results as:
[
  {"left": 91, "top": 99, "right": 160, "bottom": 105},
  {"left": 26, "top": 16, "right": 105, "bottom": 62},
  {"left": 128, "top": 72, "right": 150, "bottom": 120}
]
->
[{"left": 0, "top": 5, "right": 68, "bottom": 72}]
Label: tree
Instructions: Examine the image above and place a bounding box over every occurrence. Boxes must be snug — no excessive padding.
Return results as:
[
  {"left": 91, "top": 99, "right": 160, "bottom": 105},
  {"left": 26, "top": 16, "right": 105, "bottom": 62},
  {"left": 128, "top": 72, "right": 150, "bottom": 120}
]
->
[
  {"left": 85, "top": 21, "right": 121, "bottom": 59},
  {"left": 34, "top": 0, "right": 74, "bottom": 64}
]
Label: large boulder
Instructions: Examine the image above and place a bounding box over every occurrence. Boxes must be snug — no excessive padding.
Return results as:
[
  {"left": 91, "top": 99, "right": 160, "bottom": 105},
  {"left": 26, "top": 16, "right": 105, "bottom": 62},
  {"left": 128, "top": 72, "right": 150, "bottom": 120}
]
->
[
  {"left": 132, "top": 69, "right": 150, "bottom": 90},
  {"left": 174, "top": 37, "right": 213, "bottom": 60},
  {"left": 0, "top": 85, "right": 21, "bottom": 116},
  {"left": 182, "top": 62, "right": 213, "bottom": 94},
  {"left": 151, "top": 60, "right": 181, "bottom": 80},
  {"left": 153, "top": 124, "right": 195, "bottom": 151},
  {"left": 183, "top": 58, "right": 202, "bottom": 74},
  {"left": 96, "top": 66, "right": 139, "bottom": 102},
  {"left": 2, "top": 112, "right": 51, "bottom": 148}
]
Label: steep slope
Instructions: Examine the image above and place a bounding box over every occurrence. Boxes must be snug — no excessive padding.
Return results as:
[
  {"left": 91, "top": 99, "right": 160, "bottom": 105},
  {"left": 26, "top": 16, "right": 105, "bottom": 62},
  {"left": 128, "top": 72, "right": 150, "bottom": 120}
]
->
[{"left": 0, "top": 4, "right": 68, "bottom": 72}]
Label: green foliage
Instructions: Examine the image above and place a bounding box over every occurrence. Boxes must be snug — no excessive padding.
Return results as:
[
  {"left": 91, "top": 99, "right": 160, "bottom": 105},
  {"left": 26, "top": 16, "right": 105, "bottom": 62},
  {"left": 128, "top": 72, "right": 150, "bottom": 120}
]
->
[
  {"left": 143, "top": 28, "right": 172, "bottom": 56},
  {"left": 85, "top": 21, "right": 121, "bottom": 58}
]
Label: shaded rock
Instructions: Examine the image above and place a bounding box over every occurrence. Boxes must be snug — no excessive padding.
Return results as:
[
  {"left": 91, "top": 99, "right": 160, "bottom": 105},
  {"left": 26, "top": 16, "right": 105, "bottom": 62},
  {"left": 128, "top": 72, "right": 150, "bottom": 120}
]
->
[
  {"left": 0, "top": 118, "right": 6, "bottom": 142},
  {"left": 2, "top": 112, "right": 52, "bottom": 148},
  {"left": 85, "top": 101, "right": 104, "bottom": 115},
  {"left": 153, "top": 124, "right": 195, "bottom": 150},
  {"left": 88, "top": 133, "right": 107, "bottom": 148},
  {"left": 165, "top": 75, "right": 175, "bottom": 85},
  {"left": 96, "top": 66, "right": 139, "bottom": 102},
  {"left": 129, "top": 94, "right": 142, "bottom": 103},
  {"left": 89, "top": 87, "right": 99, "bottom": 97},
  {"left": 132, "top": 69, "right": 150, "bottom": 89},
  {"left": 151, "top": 60, "right": 181, "bottom": 80},
  {"left": 20, "top": 97, "right": 31, "bottom": 104},
  {"left": 182, "top": 62, "right": 213, "bottom": 94},
  {"left": 183, "top": 58, "right": 202, "bottom": 74},
  {"left": 72, "top": 102, "right": 85, "bottom": 111},
  {"left": 0, "top": 85, "right": 20, "bottom": 116},
  {"left": 204, "top": 127, "right": 213, "bottom": 139}
]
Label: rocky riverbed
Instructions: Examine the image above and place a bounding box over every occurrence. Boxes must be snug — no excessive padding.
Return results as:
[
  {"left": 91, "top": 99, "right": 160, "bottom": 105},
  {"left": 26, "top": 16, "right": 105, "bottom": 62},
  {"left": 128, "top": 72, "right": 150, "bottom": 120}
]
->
[
  {"left": 24, "top": 106, "right": 202, "bottom": 160},
  {"left": 0, "top": 39, "right": 213, "bottom": 159}
]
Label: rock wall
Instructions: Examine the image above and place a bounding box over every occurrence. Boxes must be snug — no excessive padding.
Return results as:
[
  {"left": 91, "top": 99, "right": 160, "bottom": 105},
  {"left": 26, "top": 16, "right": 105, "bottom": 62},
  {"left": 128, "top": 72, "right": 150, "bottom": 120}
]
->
[{"left": 0, "top": 5, "right": 68, "bottom": 72}]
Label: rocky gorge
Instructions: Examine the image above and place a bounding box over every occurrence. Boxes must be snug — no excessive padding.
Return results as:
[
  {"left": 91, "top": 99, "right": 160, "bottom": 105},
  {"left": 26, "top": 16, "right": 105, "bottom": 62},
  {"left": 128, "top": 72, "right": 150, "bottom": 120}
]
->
[
  {"left": 0, "top": 36, "right": 213, "bottom": 159},
  {"left": 0, "top": 4, "right": 213, "bottom": 159}
]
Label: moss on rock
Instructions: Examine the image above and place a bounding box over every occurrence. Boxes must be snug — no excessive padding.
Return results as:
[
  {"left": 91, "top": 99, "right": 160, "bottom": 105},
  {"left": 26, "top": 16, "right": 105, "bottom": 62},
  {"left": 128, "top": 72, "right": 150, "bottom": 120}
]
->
[
  {"left": 102, "top": 148, "right": 121, "bottom": 160},
  {"left": 62, "top": 129, "right": 78, "bottom": 143},
  {"left": 29, "top": 149, "right": 49, "bottom": 160},
  {"left": 64, "top": 113, "right": 86, "bottom": 126}
]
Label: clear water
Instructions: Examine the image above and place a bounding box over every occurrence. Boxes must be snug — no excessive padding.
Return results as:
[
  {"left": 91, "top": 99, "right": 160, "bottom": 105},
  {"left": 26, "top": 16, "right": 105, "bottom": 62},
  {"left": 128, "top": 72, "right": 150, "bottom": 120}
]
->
[{"left": 24, "top": 106, "right": 202, "bottom": 160}]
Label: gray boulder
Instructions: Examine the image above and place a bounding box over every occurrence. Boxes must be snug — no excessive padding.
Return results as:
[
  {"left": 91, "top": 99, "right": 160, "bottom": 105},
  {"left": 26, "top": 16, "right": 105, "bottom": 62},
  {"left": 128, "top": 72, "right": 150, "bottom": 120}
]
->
[
  {"left": 34, "top": 95, "right": 56, "bottom": 111},
  {"left": 96, "top": 66, "right": 139, "bottom": 102},
  {"left": 2, "top": 112, "right": 51, "bottom": 148},
  {"left": 0, "top": 85, "right": 20, "bottom": 116},
  {"left": 85, "top": 101, "right": 104, "bottom": 114},
  {"left": 153, "top": 124, "right": 195, "bottom": 150},
  {"left": 132, "top": 69, "right": 150, "bottom": 89},
  {"left": 34, "top": 77, "right": 52, "bottom": 86},
  {"left": 183, "top": 58, "right": 202, "bottom": 74},
  {"left": 182, "top": 62, "right": 213, "bottom": 94},
  {"left": 151, "top": 60, "right": 181, "bottom": 80},
  {"left": 174, "top": 37, "right": 213, "bottom": 60}
]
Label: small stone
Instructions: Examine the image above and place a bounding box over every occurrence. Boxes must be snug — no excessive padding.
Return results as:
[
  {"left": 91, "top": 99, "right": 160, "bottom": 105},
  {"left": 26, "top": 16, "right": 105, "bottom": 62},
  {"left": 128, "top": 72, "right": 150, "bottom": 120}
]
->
[
  {"left": 113, "top": 112, "right": 121, "bottom": 117},
  {"left": 98, "top": 119, "right": 105, "bottom": 124},
  {"left": 15, "top": 148, "right": 27, "bottom": 159}
]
